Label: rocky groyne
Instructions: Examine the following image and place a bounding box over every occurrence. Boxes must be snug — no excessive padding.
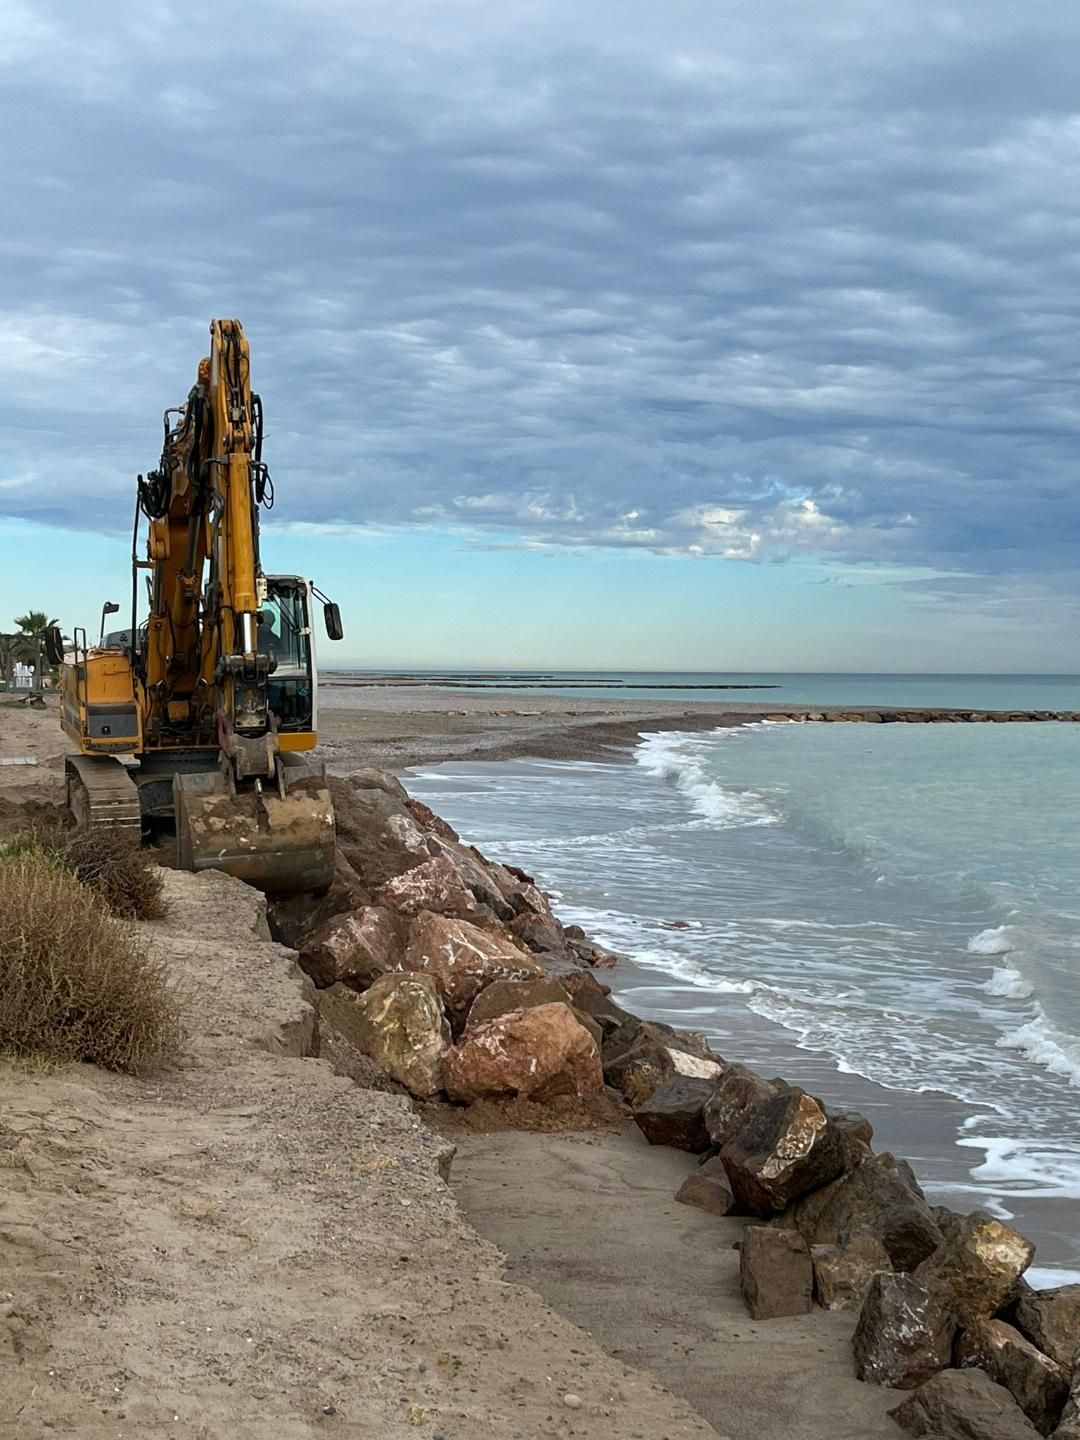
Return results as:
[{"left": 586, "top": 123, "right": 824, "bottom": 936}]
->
[{"left": 274, "top": 767, "right": 1080, "bottom": 1440}]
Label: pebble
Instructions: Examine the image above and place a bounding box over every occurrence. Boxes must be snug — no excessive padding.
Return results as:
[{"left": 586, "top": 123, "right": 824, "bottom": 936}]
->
[{"left": 562, "top": 1392, "right": 583, "bottom": 1409}]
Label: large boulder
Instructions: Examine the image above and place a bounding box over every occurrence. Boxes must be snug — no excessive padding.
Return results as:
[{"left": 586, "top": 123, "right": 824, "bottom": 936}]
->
[
  {"left": 464, "top": 975, "right": 602, "bottom": 1047},
  {"left": 267, "top": 849, "right": 369, "bottom": 948},
  {"left": 328, "top": 775, "right": 433, "bottom": 888},
  {"left": 1015, "top": 1285, "right": 1080, "bottom": 1369},
  {"left": 1055, "top": 1378, "right": 1080, "bottom": 1440},
  {"left": 401, "top": 911, "right": 543, "bottom": 1026},
  {"left": 958, "top": 1319, "right": 1069, "bottom": 1435},
  {"left": 375, "top": 854, "right": 480, "bottom": 920},
  {"left": 852, "top": 1273, "right": 958, "bottom": 1389},
  {"left": 603, "top": 1035, "right": 677, "bottom": 1107},
  {"left": 633, "top": 1078, "right": 714, "bottom": 1152},
  {"left": 442, "top": 1002, "right": 602, "bottom": 1104},
  {"left": 720, "top": 1089, "right": 847, "bottom": 1216},
  {"left": 890, "top": 1368, "right": 1042, "bottom": 1439},
  {"left": 812, "top": 1234, "right": 892, "bottom": 1311},
  {"left": 916, "top": 1211, "right": 1034, "bottom": 1324},
  {"left": 299, "top": 906, "right": 406, "bottom": 989},
  {"left": 788, "top": 1153, "right": 944, "bottom": 1271},
  {"left": 318, "top": 974, "right": 449, "bottom": 1098},
  {"left": 740, "top": 1227, "right": 813, "bottom": 1319},
  {"left": 508, "top": 910, "right": 570, "bottom": 955},
  {"left": 675, "top": 1157, "right": 735, "bottom": 1216},
  {"left": 466, "top": 975, "right": 574, "bottom": 1027},
  {"left": 429, "top": 839, "right": 517, "bottom": 921},
  {"left": 703, "top": 1065, "right": 777, "bottom": 1146}
]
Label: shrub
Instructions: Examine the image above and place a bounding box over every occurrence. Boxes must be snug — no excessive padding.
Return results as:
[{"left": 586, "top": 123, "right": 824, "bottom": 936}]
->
[
  {"left": 0, "top": 853, "right": 182, "bottom": 1073},
  {"left": 48, "top": 826, "right": 166, "bottom": 921}
]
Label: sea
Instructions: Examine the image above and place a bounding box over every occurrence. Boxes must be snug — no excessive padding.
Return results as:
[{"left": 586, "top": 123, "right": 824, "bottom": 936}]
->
[{"left": 402, "top": 673, "right": 1080, "bottom": 1280}]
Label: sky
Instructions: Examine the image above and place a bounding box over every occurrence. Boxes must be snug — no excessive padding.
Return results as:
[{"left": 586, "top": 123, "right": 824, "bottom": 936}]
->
[{"left": 1, "top": 0, "right": 1078, "bottom": 671}]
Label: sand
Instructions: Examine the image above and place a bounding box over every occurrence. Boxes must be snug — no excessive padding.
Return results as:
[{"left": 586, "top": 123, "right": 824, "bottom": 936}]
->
[{"left": 0, "top": 691, "right": 908, "bottom": 1439}]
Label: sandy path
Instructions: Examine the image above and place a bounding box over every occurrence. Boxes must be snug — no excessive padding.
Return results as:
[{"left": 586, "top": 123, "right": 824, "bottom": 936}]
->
[
  {"left": 0, "top": 869, "right": 720, "bottom": 1440},
  {"left": 449, "top": 1130, "right": 903, "bottom": 1440}
]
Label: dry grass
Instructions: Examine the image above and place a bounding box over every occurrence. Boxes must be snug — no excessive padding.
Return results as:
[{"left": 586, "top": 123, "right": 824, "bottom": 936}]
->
[
  {"left": 0, "top": 852, "right": 183, "bottom": 1073},
  {"left": 47, "top": 826, "right": 165, "bottom": 921}
]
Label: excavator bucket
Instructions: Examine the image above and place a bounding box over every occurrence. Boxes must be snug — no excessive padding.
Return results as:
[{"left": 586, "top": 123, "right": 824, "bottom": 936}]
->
[{"left": 173, "top": 759, "right": 335, "bottom": 894}]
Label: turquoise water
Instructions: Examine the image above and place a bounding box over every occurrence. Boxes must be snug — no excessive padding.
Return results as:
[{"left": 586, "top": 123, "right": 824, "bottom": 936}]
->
[
  {"left": 408, "top": 718, "right": 1080, "bottom": 1273},
  {"left": 332, "top": 670, "right": 1080, "bottom": 711}
]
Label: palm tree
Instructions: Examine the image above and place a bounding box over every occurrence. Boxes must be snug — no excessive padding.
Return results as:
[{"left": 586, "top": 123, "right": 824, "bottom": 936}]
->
[{"left": 12, "top": 611, "right": 59, "bottom": 690}]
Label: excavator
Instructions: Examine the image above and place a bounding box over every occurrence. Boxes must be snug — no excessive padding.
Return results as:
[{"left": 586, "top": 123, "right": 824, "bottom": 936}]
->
[{"left": 53, "top": 319, "right": 343, "bottom": 893}]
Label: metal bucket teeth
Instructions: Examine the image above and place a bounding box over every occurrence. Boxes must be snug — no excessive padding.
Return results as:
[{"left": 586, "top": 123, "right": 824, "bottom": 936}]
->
[{"left": 174, "top": 768, "right": 335, "bottom": 894}]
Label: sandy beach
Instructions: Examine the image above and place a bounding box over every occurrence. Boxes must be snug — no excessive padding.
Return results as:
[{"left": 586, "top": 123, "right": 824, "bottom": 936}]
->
[{"left": 0, "top": 688, "right": 924, "bottom": 1438}]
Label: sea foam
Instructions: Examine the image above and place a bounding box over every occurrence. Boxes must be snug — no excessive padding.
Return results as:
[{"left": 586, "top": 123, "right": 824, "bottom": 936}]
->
[
  {"left": 998, "top": 1011, "right": 1080, "bottom": 1089},
  {"left": 636, "top": 730, "right": 775, "bottom": 828}
]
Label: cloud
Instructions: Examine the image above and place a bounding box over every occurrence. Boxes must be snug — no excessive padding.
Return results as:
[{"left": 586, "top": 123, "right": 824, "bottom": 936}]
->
[{"left": 1, "top": 0, "right": 1079, "bottom": 611}]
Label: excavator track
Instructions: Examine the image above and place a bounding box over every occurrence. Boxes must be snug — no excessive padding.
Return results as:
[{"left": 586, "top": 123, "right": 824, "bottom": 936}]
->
[{"left": 65, "top": 755, "right": 142, "bottom": 831}]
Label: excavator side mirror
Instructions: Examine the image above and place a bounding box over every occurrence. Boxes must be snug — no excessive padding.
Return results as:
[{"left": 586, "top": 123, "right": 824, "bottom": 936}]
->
[
  {"left": 323, "top": 602, "right": 344, "bottom": 641},
  {"left": 43, "top": 627, "right": 65, "bottom": 666}
]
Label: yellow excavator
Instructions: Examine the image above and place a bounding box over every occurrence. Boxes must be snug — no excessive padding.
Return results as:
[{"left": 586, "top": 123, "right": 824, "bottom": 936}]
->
[{"left": 54, "top": 319, "right": 342, "bottom": 893}]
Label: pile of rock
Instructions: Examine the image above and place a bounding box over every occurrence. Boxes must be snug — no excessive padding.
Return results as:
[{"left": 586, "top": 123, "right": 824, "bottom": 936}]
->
[
  {"left": 274, "top": 767, "right": 1079, "bottom": 1439},
  {"left": 270, "top": 770, "right": 628, "bottom": 1110},
  {"left": 628, "top": 1054, "right": 1079, "bottom": 1438}
]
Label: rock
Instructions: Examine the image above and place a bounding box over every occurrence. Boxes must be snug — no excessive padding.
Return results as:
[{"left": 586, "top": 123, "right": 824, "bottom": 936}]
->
[
  {"left": 916, "top": 1211, "right": 1034, "bottom": 1323},
  {"left": 538, "top": 956, "right": 615, "bottom": 1000},
  {"left": 569, "top": 936, "right": 623, "bottom": 969},
  {"left": 442, "top": 1002, "right": 603, "bottom": 1104},
  {"left": 508, "top": 911, "right": 569, "bottom": 955},
  {"left": 464, "top": 976, "right": 602, "bottom": 1046},
  {"left": 890, "top": 1368, "right": 1042, "bottom": 1439},
  {"left": 267, "top": 849, "right": 370, "bottom": 948},
  {"left": 1015, "top": 1285, "right": 1080, "bottom": 1369},
  {"left": 328, "top": 774, "right": 434, "bottom": 887},
  {"left": 375, "top": 854, "right": 480, "bottom": 920},
  {"left": 318, "top": 974, "right": 450, "bottom": 1098},
  {"left": 1055, "top": 1377, "right": 1080, "bottom": 1440},
  {"left": 430, "top": 839, "right": 516, "bottom": 921},
  {"left": 348, "top": 767, "right": 411, "bottom": 802},
  {"left": 853, "top": 1273, "right": 958, "bottom": 1388},
  {"left": 299, "top": 906, "right": 407, "bottom": 989},
  {"left": 880, "top": 1151, "right": 927, "bottom": 1200},
  {"left": 404, "top": 796, "right": 459, "bottom": 842},
  {"left": 568, "top": 984, "right": 636, "bottom": 1037},
  {"left": 812, "top": 1234, "right": 892, "bottom": 1311},
  {"left": 668, "top": 1048, "right": 723, "bottom": 1082},
  {"left": 603, "top": 1036, "right": 677, "bottom": 1107},
  {"left": 633, "top": 1078, "right": 714, "bottom": 1152},
  {"left": 739, "top": 1226, "right": 813, "bottom": 1319},
  {"left": 402, "top": 911, "right": 544, "bottom": 1026},
  {"left": 675, "top": 1157, "right": 735, "bottom": 1215},
  {"left": 720, "top": 1089, "right": 847, "bottom": 1217},
  {"left": 958, "top": 1319, "right": 1069, "bottom": 1435},
  {"left": 703, "top": 1065, "right": 778, "bottom": 1147},
  {"left": 788, "top": 1153, "right": 943, "bottom": 1271},
  {"left": 832, "top": 1109, "right": 874, "bottom": 1145}
]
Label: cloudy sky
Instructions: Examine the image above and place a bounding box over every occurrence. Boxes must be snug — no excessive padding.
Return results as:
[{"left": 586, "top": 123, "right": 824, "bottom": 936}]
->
[{"left": 2, "top": 0, "right": 1078, "bottom": 669}]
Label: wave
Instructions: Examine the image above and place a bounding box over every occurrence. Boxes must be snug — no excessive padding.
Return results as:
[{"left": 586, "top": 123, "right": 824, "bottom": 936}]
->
[
  {"left": 635, "top": 730, "right": 776, "bottom": 828},
  {"left": 998, "top": 1012, "right": 1080, "bottom": 1089},
  {"left": 984, "top": 966, "right": 1034, "bottom": 1000},
  {"left": 967, "top": 925, "right": 1012, "bottom": 955}
]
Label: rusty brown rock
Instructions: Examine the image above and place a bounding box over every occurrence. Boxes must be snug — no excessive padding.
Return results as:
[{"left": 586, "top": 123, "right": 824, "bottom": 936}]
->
[
  {"left": 720, "top": 1089, "right": 847, "bottom": 1217},
  {"left": 853, "top": 1272, "right": 958, "bottom": 1389},
  {"left": 957, "top": 1319, "right": 1068, "bottom": 1435},
  {"left": 740, "top": 1226, "right": 813, "bottom": 1319},
  {"left": 916, "top": 1210, "right": 1034, "bottom": 1324},
  {"left": 404, "top": 796, "right": 459, "bottom": 842},
  {"left": 299, "top": 905, "right": 407, "bottom": 989},
  {"left": 603, "top": 1035, "right": 677, "bottom": 1107},
  {"left": 508, "top": 910, "right": 569, "bottom": 955},
  {"left": 442, "top": 1002, "right": 602, "bottom": 1104},
  {"left": 462, "top": 975, "right": 605, "bottom": 1052},
  {"left": 633, "top": 1077, "right": 714, "bottom": 1152},
  {"left": 318, "top": 974, "right": 450, "bottom": 1098},
  {"left": 675, "top": 1157, "right": 735, "bottom": 1215},
  {"left": 812, "top": 1234, "right": 892, "bottom": 1311},
  {"left": 401, "top": 911, "right": 543, "bottom": 1025},
  {"left": 376, "top": 853, "right": 480, "bottom": 920},
  {"left": 267, "top": 849, "right": 370, "bottom": 948},
  {"left": 890, "top": 1369, "right": 1042, "bottom": 1439},
  {"left": 1015, "top": 1284, "right": 1080, "bottom": 1369},
  {"left": 787, "top": 1153, "right": 943, "bottom": 1271},
  {"left": 703, "top": 1065, "right": 777, "bottom": 1147},
  {"left": 328, "top": 775, "right": 434, "bottom": 887}
]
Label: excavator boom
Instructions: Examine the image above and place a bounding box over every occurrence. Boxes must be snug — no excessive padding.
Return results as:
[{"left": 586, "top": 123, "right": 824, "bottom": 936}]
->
[{"left": 59, "top": 320, "right": 341, "bottom": 894}]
